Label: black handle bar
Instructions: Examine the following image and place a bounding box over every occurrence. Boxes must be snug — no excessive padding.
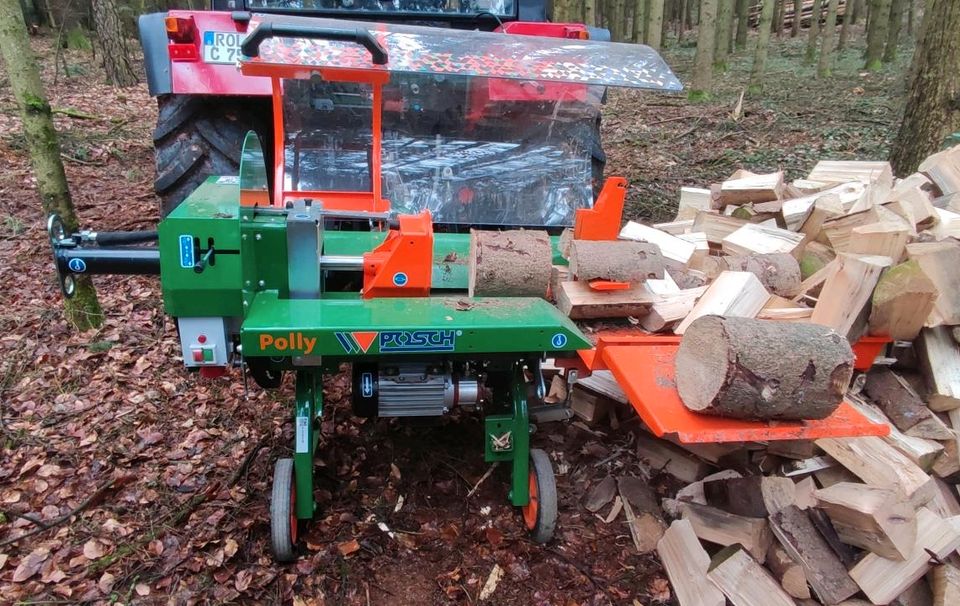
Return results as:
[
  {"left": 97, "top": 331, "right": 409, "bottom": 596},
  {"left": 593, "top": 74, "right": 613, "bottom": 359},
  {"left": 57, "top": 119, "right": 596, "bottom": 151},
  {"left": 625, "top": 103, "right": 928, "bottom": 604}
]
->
[{"left": 240, "top": 23, "right": 389, "bottom": 65}]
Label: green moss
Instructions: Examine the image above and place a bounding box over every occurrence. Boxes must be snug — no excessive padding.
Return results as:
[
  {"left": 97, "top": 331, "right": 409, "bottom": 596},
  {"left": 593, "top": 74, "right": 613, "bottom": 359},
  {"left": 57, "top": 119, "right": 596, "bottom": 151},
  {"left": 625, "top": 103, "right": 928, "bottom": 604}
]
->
[
  {"left": 64, "top": 276, "right": 103, "bottom": 331},
  {"left": 687, "top": 89, "right": 711, "bottom": 102},
  {"left": 22, "top": 93, "right": 50, "bottom": 115}
]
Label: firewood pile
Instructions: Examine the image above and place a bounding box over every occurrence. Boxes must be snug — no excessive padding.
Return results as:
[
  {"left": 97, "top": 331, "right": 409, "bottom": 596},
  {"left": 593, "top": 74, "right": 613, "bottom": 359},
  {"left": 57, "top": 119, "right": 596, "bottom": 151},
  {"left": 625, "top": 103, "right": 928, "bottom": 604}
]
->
[{"left": 542, "top": 145, "right": 960, "bottom": 606}]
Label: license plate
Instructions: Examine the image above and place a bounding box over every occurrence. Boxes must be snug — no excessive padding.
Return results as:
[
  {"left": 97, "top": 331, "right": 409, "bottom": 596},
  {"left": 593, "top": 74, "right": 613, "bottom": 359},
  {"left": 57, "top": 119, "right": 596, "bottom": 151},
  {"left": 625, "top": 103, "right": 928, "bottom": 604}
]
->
[{"left": 202, "top": 31, "right": 241, "bottom": 64}]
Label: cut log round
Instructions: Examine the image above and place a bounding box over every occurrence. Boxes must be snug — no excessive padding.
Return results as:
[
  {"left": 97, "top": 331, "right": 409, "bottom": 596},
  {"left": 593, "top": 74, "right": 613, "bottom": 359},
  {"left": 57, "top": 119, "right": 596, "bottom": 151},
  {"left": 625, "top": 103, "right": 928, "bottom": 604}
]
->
[
  {"left": 702, "top": 253, "right": 802, "bottom": 297},
  {"left": 567, "top": 240, "right": 665, "bottom": 283},
  {"left": 676, "top": 316, "right": 855, "bottom": 420},
  {"left": 468, "top": 229, "right": 552, "bottom": 298}
]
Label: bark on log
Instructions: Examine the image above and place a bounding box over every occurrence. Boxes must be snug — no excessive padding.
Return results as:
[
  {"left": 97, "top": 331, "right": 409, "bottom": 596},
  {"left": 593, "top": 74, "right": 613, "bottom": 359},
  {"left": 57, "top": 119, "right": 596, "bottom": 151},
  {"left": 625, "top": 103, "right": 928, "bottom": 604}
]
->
[
  {"left": 676, "top": 316, "right": 855, "bottom": 420},
  {"left": 567, "top": 240, "right": 665, "bottom": 283},
  {"left": 468, "top": 229, "right": 552, "bottom": 298},
  {"left": 703, "top": 253, "right": 802, "bottom": 297}
]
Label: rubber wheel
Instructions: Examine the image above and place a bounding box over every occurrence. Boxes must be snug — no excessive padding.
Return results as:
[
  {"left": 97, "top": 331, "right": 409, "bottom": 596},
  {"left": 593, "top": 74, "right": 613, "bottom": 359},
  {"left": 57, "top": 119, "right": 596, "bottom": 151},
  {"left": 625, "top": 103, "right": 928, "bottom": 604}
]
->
[
  {"left": 270, "top": 458, "right": 299, "bottom": 562},
  {"left": 153, "top": 94, "right": 271, "bottom": 217},
  {"left": 521, "top": 448, "right": 558, "bottom": 543}
]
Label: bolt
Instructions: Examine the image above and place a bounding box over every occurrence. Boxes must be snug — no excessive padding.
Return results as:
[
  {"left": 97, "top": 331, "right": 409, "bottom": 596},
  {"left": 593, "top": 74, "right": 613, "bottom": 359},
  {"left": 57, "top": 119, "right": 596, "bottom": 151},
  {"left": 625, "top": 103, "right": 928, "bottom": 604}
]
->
[
  {"left": 243, "top": 300, "right": 249, "bottom": 307},
  {"left": 242, "top": 234, "right": 247, "bottom": 240},
  {"left": 244, "top": 280, "right": 251, "bottom": 287},
  {"left": 255, "top": 233, "right": 262, "bottom": 241}
]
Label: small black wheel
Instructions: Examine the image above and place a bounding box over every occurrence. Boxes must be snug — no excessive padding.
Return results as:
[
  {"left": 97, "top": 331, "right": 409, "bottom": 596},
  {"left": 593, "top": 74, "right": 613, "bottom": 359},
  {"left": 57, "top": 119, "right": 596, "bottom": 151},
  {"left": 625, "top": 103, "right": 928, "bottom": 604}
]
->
[
  {"left": 521, "top": 448, "right": 558, "bottom": 543},
  {"left": 270, "top": 458, "right": 298, "bottom": 562}
]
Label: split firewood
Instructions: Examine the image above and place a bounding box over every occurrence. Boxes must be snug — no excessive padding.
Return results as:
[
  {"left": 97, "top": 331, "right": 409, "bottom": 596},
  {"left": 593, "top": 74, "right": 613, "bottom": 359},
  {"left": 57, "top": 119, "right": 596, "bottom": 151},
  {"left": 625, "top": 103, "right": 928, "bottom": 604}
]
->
[
  {"left": 468, "top": 229, "right": 551, "bottom": 297},
  {"left": 810, "top": 253, "right": 893, "bottom": 339},
  {"left": 813, "top": 482, "right": 917, "bottom": 560},
  {"left": 674, "top": 271, "right": 770, "bottom": 335},
  {"left": 702, "top": 476, "right": 796, "bottom": 518},
  {"left": 567, "top": 240, "right": 664, "bottom": 283},
  {"left": 798, "top": 241, "right": 836, "bottom": 280},
  {"left": 906, "top": 240, "right": 960, "bottom": 327},
  {"left": 583, "top": 476, "right": 616, "bottom": 513},
  {"left": 868, "top": 259, "right": 939, "bottom": 340},
  {"left": 555, "top": 281, "right": 654, "bottom": 320},
  {"left": 676, "top": 187, "right": 712, "bottom": 221},
  {"left": 640, "top": 287, "right": 708, "bottom": 332},
  {"left": 919, "top": 145, "right": 960, "bottom": 197},
  {"left": 863, "top": 368, "right": 953, "bottom": 440},
  {"left": 768, "top": 505, "right": 860, "bottom": 605},
  {"left": 714, "top": 170, "right": 785, "bottom": 207},
  {"left": 722, "top": 223, "right": 805, "bottom": 257},
  {"left": 807, "top": 160, "right": 894, "bottom": 190},
  {"left": 916, "top": 326, "right": 960, "bottom": 412},
  {"left": 657, "top": 519, "right": 726, "bottom": 606},
  {"left": 676, "top": 316, "right": 854, "bottom": 421},
  {"left": 619, "top": 221, "right": 696, "bottom": 265},
  {"left": 765, "top": 543, "right": 811, "bottom": 600},
  {"left": 706, "top": 545, "right": 797, "bottom": 606},
  {"left": 932, "top": 564, "right": 960, "bottom": 606},
  {"left": 618, "top": 476, "right": 667, "bottom": 553},
  {"left": 845, "top": 395, "right": 944, "bottom": 470},
  {"left": 680, "top": 502, "right": 772, "bottom": 562},
  {"left": 819, "top": 207, "right": 881, "bottom": 250},
  {"left": 701, "top": 253, "right": 801, "bottom": 297},
  {"left": 849, "top": 509, "right": 960, "bottom": 606},
  {"left": 692, "top": 211, "right": 749, "bottom": 245},
  {"left": 636, "top": 432, "right": 711, "bottom": 484}
]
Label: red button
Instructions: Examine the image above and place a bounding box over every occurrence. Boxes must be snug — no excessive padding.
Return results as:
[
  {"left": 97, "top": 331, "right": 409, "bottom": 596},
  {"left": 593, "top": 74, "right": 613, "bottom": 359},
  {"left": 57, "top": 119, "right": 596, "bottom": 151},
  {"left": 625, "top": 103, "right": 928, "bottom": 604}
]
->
[{"left": 192, "top": 349, "right": 204, "bottom": 362}]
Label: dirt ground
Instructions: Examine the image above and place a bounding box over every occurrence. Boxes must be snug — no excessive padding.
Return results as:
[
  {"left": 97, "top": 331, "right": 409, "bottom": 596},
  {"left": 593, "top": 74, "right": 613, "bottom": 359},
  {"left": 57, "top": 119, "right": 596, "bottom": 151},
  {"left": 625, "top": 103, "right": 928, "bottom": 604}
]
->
[{"left": 0, "top": 27, "right": 912, "bottom": 605}]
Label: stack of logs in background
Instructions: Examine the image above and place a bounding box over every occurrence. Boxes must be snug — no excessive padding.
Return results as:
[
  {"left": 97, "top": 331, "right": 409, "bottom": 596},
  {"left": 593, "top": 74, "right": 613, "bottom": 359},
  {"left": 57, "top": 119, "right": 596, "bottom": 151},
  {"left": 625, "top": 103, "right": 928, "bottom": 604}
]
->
[{"left": 467, "top": 144, "right": 960, "bottom": 605}]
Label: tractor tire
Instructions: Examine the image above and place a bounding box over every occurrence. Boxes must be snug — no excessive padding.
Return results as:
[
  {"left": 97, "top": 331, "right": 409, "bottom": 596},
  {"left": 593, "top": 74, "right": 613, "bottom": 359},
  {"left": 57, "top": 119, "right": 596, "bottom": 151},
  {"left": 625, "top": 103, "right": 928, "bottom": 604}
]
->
[{"left": 153, "top": 94, "right": 270, "bottom": 217}]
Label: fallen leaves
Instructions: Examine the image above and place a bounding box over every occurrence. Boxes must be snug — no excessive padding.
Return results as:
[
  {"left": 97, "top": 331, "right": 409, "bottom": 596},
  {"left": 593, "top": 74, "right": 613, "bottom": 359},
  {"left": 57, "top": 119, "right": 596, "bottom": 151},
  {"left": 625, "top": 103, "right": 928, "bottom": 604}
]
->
[
  {"left": 12, "top": 548, "right": 48, "bottom": 582},
  {"left": 82, "top": 539, "right": 106, "bottom": 560},
  {"left": 337, "top": 539, "right": 360, "bottom": 557}
]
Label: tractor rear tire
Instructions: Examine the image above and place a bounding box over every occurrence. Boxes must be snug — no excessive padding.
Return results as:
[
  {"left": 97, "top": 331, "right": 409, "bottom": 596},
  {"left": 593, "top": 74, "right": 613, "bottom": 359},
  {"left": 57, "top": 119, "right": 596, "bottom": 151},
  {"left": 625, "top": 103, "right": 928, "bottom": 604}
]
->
[{"left": 153, "top": 94, "right": 270, "bottom": 217}]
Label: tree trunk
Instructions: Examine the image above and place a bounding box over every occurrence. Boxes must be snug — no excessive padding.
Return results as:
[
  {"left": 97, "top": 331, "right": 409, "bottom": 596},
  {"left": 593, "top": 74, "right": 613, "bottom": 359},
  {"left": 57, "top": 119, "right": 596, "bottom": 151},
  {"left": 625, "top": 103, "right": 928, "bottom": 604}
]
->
[
  {"left": 791, "top": 0, "right": 802, "bottom": 36},
  {"left": 818, "top": 0, "right": 841, "bottom": 77},
  {"left": 714, "top": 0, "right": 733, "bottom": 70},
  {"left": 92, "top": 0, "right": 137, "bottom": 86},
  {"left": 468, "top": 230, "right": 552, "bottom": 297},
  {"left": 863, "top": 0, "right": 891, "bottom": 70},
  {"left": 804, "top": 0, "right": 824, "bottom": 63},
  {"left": 675, "top": 316, "right": 855, "bottom": 420},
  {"left": 735, "top": 0, "right": 750, "bottom": 49},
  {"left": 661, "top": 0, "right": 672, "bottom": 44},
  {"left": 0, "top": 0, "right": 103, "bottom": 330},
  {"left": 585, "top": 0, "right": 598, "bottom": 26},
  {"left": 905, "top": 0, "right": 914, "bottom": 35},
  {"left": 647, "top": 0, "right": 666, "bottom": 49},
  {"left": 749, "top": 0, "right": 776, "bottom": 94},
  {"left": 839, "top": 0, "right": 852, "bottom": 48},
  {"left": 690, "top": 0, "right": 719, "bottom": 99},
  {"left": 633, "top": 0, "right": 647, "bottom": 41},
  {"left": 851, "top": 0, "right": 862, "bottom": 23},
  {"left": 772, "top": 0, "right": 782, "bottom": 33},
  {"left": 775, "top": 0, "right": 788, "bottom": 35},
  {"left": 890, "top": 0, "right": 960, "bottom": 175},
  {"left": 882, "top": 0, "right": 905, "bottom": 63}
]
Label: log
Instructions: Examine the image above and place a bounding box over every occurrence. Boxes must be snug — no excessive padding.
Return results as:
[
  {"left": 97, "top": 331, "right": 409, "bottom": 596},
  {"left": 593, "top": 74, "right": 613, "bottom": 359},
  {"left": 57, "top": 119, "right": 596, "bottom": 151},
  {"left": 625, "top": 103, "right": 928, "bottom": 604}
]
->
[
  {"left": 722, "top": 223, "right": 806, "bottom": 257},
  {"left": 810, "top": 253, "right": 893, "bottom": 339},
  {"left": 680, "top": 502, "right": 772, "bottom": 562},
  {"left": 619, "top": 221, "right": 696, "bottom": 265},
  {"left": 932, "top": 564, "right": 960, "bottom": 606},
  {"left": 706, "top": 545, "right": 797, "bottom": 606},
  {"left": 675, "top": 316, "right": 854, "bottom": 421},
  {"left": 868, "top": 260, "right": 939, "bottom": 340},
  {"left": 766, "top": 542, "right": 811, "bottom": 600},
  {"left": 702, "top": 253, "right": 802, "bottom": 298},
  {"left": 813, "top": 482, "right": 917, "bottom": 561},
  {"left": 917, "top": 326, "right": 960, "bottom": 412},
  {"left": 636, "top": 433, "right": 712, "bottom": 484},
  {"left": 816, "top": 437, "right": 936, "bottom": 508},
  {"left": 674, "top": 272, "right": 770, "bottom": 335},
  {"left": 555, "top": 281, "right": 653, "bottom": 320},
  {"left": 849, "top": 509, "right": 960, "bottom": 606},
  {"left": 863, "top": 368, "right": 953, "bottom": 440},
  {"left": 567, "top": 240, "right": 665, "bottom": 283},
  {"left": 468, "top": 229, "right": 551, "bottom": 298},
  {"left": 657, "top": 520, "right": 726, "bottom": 606},
  {"left": 702, "top": 476, "right": 797, "bottom": 518},
  {"left": 906, "top": 241, "right": 960, "bottom": 327},
  {"left": 768, "top": 505, "right": 860, "bottom": 605}
]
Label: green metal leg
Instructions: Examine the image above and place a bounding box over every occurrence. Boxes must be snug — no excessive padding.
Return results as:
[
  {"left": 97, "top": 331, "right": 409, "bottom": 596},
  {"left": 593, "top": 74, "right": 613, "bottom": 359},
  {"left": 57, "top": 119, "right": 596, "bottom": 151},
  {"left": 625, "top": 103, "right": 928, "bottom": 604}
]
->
[
  {"left": 509, "top": 365, "right": 530, "bottom": 507},
  {"left": 293, "top": 370, "right": 322, "bottom": 520}
]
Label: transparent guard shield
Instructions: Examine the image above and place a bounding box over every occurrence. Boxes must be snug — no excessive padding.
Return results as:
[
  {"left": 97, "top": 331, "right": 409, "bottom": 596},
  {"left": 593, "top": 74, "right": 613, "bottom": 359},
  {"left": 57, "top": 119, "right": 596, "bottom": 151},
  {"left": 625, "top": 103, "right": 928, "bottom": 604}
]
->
[{"left": 239, "top": 130, "right": 270, "bottom": 207}]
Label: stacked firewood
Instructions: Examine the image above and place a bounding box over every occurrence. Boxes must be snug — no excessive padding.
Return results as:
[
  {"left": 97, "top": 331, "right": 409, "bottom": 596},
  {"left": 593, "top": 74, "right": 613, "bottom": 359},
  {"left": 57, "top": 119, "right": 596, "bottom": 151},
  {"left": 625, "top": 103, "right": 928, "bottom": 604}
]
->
[{"left": 554, "top": 145, "right": 960, "bottom": 606}]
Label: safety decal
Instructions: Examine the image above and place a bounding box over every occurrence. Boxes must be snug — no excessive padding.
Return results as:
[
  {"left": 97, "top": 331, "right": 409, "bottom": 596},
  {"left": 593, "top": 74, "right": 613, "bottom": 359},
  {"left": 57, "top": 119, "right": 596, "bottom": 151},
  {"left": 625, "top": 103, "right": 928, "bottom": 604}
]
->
[
  {"left": 67, "top": 258, "right": 87, "bottom": 273},
  {"left": 551, "top": 333, "right": 568, "bottom": 348},
  {"left": 179, "top": 234, "right": 195, "bottom": 269}
]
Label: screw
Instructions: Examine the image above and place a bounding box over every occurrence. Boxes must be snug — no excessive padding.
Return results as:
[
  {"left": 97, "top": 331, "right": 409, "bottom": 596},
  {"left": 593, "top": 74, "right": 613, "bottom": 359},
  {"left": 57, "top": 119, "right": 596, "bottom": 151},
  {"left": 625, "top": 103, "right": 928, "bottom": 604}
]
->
[
  {"left": 255, "top": 233, "right": 262, "bottom": 241},
  {"left": 244, "top": 280, "right": 251, "bottom": 287},
  {"left": 242, "top": 234, "right": 247, "bottom": 240},
  {"left": 258, "top": 280, "right": 266, "bottom": 288}
]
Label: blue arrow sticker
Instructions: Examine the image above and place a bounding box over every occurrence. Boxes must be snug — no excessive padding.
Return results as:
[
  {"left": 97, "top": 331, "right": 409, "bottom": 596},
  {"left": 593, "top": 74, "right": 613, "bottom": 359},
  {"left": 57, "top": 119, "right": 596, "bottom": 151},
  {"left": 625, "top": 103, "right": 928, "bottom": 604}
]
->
[
  {"left": 361, "top": 372, "right": 374, "bottom": 398},
  {"left": 393, "top": 272, "right": 408, "bottom": 287},
  {"left": 67, "top": 258, "right": 86, "bottom": 273},
  {"left": 551, "top": 333, "right": 568, "bottom": 348}
]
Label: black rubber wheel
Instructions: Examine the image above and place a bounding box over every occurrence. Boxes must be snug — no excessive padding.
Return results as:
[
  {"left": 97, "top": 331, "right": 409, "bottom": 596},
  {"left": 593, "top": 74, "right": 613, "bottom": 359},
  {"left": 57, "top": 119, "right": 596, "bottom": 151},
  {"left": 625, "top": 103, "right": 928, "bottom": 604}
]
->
[
  {"left": 521, "top": 448, "right": 558, "bottom": 543},
  {"left": 153, "top": 94, "right": 271, "bottom": 217},
  {"left": 270, "top": 458, "right": 298, "bottom": 562}
]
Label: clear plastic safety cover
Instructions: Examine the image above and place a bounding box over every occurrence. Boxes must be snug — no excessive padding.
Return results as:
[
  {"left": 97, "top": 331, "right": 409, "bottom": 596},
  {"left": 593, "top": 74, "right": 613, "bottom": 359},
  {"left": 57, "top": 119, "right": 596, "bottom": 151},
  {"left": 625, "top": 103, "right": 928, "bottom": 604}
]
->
[{"left": 247, "top": 0, "right": 516, "bottom": 18}]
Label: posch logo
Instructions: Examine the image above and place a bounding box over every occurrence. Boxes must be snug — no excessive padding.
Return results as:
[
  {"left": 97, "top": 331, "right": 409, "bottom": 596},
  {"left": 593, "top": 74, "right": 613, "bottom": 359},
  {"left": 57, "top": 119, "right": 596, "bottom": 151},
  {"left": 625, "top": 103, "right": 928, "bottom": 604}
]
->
[{"left": 333, "top": 330, "right": 459, "bottom": 354}]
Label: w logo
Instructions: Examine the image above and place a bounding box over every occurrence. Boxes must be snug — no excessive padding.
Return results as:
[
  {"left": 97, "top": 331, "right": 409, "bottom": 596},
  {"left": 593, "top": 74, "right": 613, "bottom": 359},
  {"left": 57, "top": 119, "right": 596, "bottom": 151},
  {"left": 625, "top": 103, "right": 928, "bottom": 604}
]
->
[{"left": 334, "top": 331, "right": 378, "bottom": 354}]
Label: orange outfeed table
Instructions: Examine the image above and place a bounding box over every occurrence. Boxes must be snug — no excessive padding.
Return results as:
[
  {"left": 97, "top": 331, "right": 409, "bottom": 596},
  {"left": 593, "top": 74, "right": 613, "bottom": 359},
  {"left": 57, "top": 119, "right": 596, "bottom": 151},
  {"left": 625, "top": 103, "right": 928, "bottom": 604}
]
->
[{"left": 566, "top": 334, "right": 891, "bottom": 444}]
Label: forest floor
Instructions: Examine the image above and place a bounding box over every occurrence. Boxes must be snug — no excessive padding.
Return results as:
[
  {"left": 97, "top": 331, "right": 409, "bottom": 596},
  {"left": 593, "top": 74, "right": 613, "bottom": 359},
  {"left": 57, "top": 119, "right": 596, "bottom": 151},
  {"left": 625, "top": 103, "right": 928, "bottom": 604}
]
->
[{"left": 0, "top": 26, "right": 912, "bottom": 605}]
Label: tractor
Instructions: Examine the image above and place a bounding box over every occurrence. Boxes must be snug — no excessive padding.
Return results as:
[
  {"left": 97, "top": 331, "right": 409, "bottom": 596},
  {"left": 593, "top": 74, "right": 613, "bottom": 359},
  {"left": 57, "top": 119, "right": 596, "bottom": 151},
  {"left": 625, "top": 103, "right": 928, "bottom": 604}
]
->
[
  {"left": 138, "top": 0, "right": 611, "bottom": 218},
  {"left": 50, "top": 15, "right": 681, "bottom": 561}
]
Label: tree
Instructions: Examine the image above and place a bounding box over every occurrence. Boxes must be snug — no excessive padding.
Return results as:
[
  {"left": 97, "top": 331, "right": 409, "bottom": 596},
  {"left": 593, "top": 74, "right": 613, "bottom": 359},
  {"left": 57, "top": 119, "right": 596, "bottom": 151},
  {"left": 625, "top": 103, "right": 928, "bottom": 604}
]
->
[
  {"left": 714, "top": 0, "right": 733, "bottom": 70},
  {"left": 647, "top": 0, "right": 665, "bottom": 49},
  {"left": 804, "top": 0, "right": 824, "bottom": 63},
  {"left": 690, "top": 0, "right": 720, "bottom": 100},
  {"left": 735, "top": 0, "right": 750, "bottom": 49},
  {"left": 839, "top": 0, "right": 853, "bottom": 49},
  {"left": 0, "top": 0, "right": 103, "bottom": 330},
  {"left": 817, "top": 0, "right": 840, "bottom": 77},
  {"left": 749, "top": 0, "right": 777, "bottom": 94},
  {"left": 775, "top": 0, "right": 788, "bottom": 35},
  {"left": 864, "top": 0, "right": 892, "bottom": 70},
  {"left": 883, "top": 0, "right": 906, "bottom": 63},
  {"left": 633, "top": 0, "right": 646, "bottom": 41},
  {"left": 791, "top": 0, "right": 802, "bottom": 37},
  {"left": 890, "top": 0, "right": 960, "bottom": 174},
  {"left": 771, "top": 0, "right": 781, "bottom": 33},
  {"left": 585, "top": 0, "right": 598, "bottom": 26},
  {"left": 92, "top": 0, "right": 137, "bottom": 86}
]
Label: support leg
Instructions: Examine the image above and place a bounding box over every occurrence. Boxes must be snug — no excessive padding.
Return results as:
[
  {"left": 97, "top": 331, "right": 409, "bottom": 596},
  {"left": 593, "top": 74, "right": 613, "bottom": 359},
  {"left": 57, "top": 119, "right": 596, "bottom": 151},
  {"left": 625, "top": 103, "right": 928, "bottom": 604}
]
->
[{"left": 293, "top": 369, "right": 322, "bottom": 520}]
